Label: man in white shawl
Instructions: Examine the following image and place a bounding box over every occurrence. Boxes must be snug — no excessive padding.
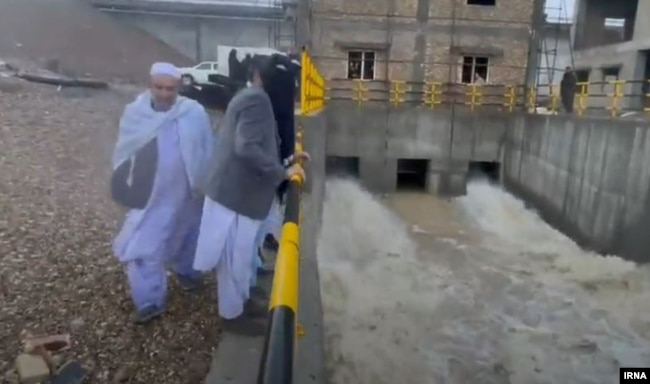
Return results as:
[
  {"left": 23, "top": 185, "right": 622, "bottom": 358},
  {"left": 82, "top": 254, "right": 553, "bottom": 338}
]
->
[
  {"left": 111, "top": 62, "right": 214, "bottom": 324},
  {"left": 193, "top": 55, "right": 307, "bottom": 335}
]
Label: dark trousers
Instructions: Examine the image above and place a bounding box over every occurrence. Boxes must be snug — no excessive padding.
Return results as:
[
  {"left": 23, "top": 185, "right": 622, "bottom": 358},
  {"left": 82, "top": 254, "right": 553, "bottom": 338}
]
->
[{"left": 560, "top": 91, "right": 574, "bottom": 113}]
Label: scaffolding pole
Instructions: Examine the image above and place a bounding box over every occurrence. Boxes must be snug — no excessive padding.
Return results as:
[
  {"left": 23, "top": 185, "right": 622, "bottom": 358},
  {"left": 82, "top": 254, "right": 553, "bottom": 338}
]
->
[
  {"left": 534, "top": 0, "right": 576, "bottom": 103},
  {"left": 272, "top": 0, "right": 298, "bottom": 49}
]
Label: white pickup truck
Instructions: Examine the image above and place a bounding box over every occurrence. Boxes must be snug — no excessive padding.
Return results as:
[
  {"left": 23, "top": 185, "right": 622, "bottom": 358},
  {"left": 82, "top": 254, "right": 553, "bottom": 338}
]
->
[
  {"left": 179, "top": 46, "right": 294, "bottom": 87},
  {"left": 178, "top": 61, "right": 219, "bottom": 86}
]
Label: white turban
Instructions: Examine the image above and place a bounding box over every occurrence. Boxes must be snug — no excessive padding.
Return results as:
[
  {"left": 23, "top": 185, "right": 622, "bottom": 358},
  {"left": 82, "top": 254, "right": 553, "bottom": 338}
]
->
[{"left": 150, "top": 62, "right": 180, "bottom": 79}]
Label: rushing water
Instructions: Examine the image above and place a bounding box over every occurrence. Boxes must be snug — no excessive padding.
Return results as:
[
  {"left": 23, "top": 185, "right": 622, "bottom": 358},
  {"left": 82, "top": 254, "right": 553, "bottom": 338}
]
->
[{"left": 317, "top": 177, "right": 650, "bottom": 384}]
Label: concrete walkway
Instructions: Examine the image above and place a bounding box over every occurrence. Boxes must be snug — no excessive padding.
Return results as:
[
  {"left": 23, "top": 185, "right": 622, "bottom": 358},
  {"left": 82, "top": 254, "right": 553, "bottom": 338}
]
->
[{"left": 204, "top": 263, "right": 273, "bottom": 384}]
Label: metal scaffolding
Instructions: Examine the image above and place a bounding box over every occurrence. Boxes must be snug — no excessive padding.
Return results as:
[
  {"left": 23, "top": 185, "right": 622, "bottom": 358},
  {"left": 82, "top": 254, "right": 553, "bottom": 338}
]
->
[
  {"left": 535, "top": 0, "right": 576, "bottom": 94},
  {"left": 271, "top": 0, "right": 298, "bottom": 49}
]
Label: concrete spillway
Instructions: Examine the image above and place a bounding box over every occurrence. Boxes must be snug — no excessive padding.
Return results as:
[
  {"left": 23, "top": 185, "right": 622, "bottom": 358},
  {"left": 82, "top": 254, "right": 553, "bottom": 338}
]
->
[
  {"left": 231, "top": 107, "right": 650, "bottom": 384},
  {"left": 318, "top": 177, "right": 650, "bottom": 384}
]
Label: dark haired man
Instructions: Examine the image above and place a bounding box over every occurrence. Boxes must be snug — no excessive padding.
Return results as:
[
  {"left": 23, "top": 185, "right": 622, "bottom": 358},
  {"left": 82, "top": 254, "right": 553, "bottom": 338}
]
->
[
  {"left": 560, "top": 66, "right": 577, "bottom": 113},
  {"left": 249, "top": 53, "right": 303, "bottom": 292},
  {"left": 192, "top": 55, "right": 308, "bottom": 335}
]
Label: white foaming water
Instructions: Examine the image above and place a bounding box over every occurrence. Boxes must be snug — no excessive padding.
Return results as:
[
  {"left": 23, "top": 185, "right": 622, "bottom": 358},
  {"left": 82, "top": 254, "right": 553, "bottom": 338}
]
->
[{"left": 318, "top": 178, "right": 650, "bottom": 384}]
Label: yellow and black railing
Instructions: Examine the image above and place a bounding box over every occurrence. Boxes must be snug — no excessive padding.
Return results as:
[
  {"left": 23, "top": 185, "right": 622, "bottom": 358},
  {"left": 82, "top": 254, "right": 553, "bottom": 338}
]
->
[
  {"left": 257, "top": 131, "right": 305, "bottom": 384},
  {"left": 300, "top": 49, "right": 326, "bottom": 115},
  {"left": 326, "top": 78, "right": 650, "bottom": 117}
]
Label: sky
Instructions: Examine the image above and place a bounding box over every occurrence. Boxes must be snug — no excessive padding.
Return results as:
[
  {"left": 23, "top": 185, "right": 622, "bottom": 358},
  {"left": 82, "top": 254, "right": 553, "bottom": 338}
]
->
[{"left": 545, "top": 0, "right": 575, "bottom": 23}]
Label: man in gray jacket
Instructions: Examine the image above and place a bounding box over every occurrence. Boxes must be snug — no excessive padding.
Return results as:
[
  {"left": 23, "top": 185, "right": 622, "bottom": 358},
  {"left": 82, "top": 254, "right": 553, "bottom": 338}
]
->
[{"left": 192, "top": 56, "right": 306, "bottom": 335}]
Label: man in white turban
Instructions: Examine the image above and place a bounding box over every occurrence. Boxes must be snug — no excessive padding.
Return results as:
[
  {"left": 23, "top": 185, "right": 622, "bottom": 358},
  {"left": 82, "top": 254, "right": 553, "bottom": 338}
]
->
[{"left": 111, "top": 62, "right": 214, "bottom": 324}]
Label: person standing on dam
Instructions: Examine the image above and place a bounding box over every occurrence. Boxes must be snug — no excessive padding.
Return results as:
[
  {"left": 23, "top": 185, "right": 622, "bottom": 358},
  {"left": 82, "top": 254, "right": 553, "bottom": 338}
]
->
[
  {"left": 560, "top": 66, "right": 577, "bottom": 113},
  {"left": 249, "top": 53, "right": 304, "bottom": 295},
  {"left": 111, "top": 62, "right": 214, "bottom": 324},
  {"left": 192, "top": 55, "right": 306, "bottom": 335}
]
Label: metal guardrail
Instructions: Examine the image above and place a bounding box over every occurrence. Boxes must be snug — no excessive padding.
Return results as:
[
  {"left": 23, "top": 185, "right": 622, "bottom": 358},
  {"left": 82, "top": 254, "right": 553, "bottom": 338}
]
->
[
  {"left": 257, "top": 130, "right": 305, "bottom": 384},
  {"left": 324, "top": 79, "right": 650, "bottom": 117},
  {"left": 299, "top": 50, "right": 326, "bottom": 115}
]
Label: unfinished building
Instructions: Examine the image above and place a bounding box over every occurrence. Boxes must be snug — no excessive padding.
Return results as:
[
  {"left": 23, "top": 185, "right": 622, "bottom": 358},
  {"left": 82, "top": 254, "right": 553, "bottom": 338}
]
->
[
  {"left": 306, "top": 0, "right": 541, "bottom": 95},
  {"left": 572, "top": 0, "right": 650, "bottom": 110}
]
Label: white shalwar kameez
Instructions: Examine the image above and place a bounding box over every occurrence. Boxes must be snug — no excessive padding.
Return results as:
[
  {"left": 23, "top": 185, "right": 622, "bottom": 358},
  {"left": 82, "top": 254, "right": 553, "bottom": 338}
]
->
[{"left": 193, "top": 197, "right": 261, "bottom": 319}]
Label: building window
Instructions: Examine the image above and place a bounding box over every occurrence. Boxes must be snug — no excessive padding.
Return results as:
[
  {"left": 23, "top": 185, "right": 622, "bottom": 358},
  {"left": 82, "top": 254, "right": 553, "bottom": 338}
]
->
[
  {"left": 575, "top": 69, "right": 590, "bottom": 83},
  {"left": 195, "top": 62, "right": 212, "bottom": 70},
  {"left": 574, "top": 69, "right": 591, "bottom": 93},
  {"left": 461, "top": 56, "right": 489, "bottom": 84},
  {"left": 347, "top": 51, "right": 376, "bottom": 80},
  {"left": 601, "top": 66, "right": 620, "bottom": 91},
  {"left": 467, "top": 0, "right": 496, "bottom": 5},
  {"left": 602, "top": 66, "right": 620, "bottom": 80}
]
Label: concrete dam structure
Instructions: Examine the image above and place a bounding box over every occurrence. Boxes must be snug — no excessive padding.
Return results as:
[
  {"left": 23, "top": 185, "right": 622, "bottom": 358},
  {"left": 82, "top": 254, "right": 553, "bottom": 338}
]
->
[
  {"left": 325, "top": 102, "right": 507, "bottom": 195},
  {"left": 281, "top": 106, "right": 650, "bottom": 384},
  {"left": 319, "top": 104, "right": 650, "bottom": 263},
  {"left": 192, "top": 64, "right": 650, "bottom": 380},
  {"left": 4, "top": 1, "right": 650, "bottom": 383},
  {"left": 200, "top": 53, "right": 650, "bottom": 384}
]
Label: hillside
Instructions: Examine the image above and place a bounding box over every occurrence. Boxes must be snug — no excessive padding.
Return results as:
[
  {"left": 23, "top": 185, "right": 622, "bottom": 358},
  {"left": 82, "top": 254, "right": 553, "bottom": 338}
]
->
[{"left": 0, "top": 0, "right": 192, "bottom": 81}]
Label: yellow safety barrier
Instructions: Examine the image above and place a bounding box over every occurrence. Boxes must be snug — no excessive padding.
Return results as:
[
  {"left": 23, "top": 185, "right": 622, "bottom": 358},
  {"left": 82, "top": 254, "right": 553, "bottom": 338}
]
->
[
  {"left": 389, "top": 80, "right": 407, "bottom": 107},
  {"left": 423, "top": 81, "right": 442, "bottom": 109},
  {"left": 299, "top": 49, "right": 325, "bottom": 115},
  {"left": 465, "top": 84, "right": 482, "bottom": 111},
  {"left": 526, "top": 86, "right": 536, "bottom": 112},
  {"left": 352, "top": 79, "right": 369, "bottom": 107},
  {"left": 503, "top": 85, "right": 516, "bottom": 112},
  {"left": 606, "top": 80, "right": 625, "bottom": 117},
  {"left": 328, "top": 78, "right": 650, "bottom": 117},
  {"left": 576, "top": 82, "right": 589, "bottom": 116},
  {"left": 549, "top": 85, "right": 559, "bottom": 113},
  {"left": 258, "top": 129, "right": 305, "bottom": 384}
]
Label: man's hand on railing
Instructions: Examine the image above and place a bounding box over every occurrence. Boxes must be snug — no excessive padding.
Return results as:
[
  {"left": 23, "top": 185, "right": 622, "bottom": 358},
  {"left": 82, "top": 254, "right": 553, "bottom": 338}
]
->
[
  {"left": 285, "top": 163, "right": 306, "bottom": 182},
  {"left": 283, "top": 151, "right": 311, "bottom": 167},
  {"left": 294, "top": 151, "right": 311, "bottom": 163}
]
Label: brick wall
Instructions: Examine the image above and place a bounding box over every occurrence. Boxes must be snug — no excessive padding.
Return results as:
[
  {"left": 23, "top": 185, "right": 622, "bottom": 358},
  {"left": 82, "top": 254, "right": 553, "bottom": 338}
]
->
[{"left": 309, "top": 0, "right": 534, "bottom": 87}]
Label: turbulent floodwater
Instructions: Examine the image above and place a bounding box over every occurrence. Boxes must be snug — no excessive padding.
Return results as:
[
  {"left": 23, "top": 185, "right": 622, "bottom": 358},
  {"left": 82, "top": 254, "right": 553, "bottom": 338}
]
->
[{"left": 317, "top": 178, "right": 650, "bottom": 384}]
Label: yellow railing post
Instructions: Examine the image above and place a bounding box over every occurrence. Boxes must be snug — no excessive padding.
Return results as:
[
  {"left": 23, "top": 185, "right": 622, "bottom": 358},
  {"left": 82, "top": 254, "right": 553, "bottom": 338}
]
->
[
  {"left": 607, "top": 80, "right": 625, "bottom": 117},
  {"left": 316, "top": 70, "right": 325, "bottom": 111},
  {"left": 389, "top": 80, "right": 406, "bottom": 107},
  {"left": 526, "top": 86, "right": 537, "bottom": 112},
  {"left": 299, "top": 48, "right": 326, "bottom": 115},
  {"left": 300, "top": 50, "right": 308, "bottom": 113},
  {"left": 352, "top": 79, "right": 368, "bottom": 107},
  {"left": 465, "top": 84, "right": 481, "bottom": 111},
  {"left": 423, "top": 81, "right": 442, "bottom": 109},
  {"left": 503, "top": 85, "right": 516, "bottom": 112},
  {"left": 576, "top": 81, "right": 589, "bottom": 116}
]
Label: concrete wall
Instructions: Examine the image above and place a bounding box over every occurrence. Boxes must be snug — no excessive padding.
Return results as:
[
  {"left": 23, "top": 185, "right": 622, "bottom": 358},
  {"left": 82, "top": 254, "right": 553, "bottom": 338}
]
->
[
  {"left": 294, "top": 111, "right": 328, "bottom": 384},
  {"left": 503, "top": 113, "right": 650, "bottom": 263},
  {"left": 102, "top": 11, "right": 294, "bottom": 61},
  {"left": 324, "top": 101, "right": 508, "bottom": 194},
  {"left": 573, "top": 0, "right": 637, "bottom": 50},
  {"left": 571, "top": 0, "right": 650, "bottom": 110}
]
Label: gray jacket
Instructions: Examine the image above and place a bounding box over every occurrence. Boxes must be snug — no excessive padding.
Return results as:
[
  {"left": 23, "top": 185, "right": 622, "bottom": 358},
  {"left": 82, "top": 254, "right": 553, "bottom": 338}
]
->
[{"left": 203, "top": 85, "right": 286, "bottom": 220}]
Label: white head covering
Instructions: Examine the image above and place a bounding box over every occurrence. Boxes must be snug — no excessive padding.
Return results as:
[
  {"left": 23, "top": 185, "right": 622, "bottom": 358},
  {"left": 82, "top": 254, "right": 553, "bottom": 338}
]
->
[{"left": 150, "top": 62, "right": 181, "bottom": 79}]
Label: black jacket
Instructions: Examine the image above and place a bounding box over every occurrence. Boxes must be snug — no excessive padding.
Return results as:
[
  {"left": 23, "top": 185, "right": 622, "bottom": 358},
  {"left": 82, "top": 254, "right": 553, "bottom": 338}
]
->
[
  {"left": 110, "top": 137, "right": 158, "bottom": 209},
  {"left": 262, "top": 54, "right": 299, "bottom": 200}
]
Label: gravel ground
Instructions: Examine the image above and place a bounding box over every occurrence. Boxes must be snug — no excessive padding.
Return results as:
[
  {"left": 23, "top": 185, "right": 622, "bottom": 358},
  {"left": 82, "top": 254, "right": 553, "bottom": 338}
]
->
[{"left": 0, "top": 77, "right": 220, "bottom": 383}]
